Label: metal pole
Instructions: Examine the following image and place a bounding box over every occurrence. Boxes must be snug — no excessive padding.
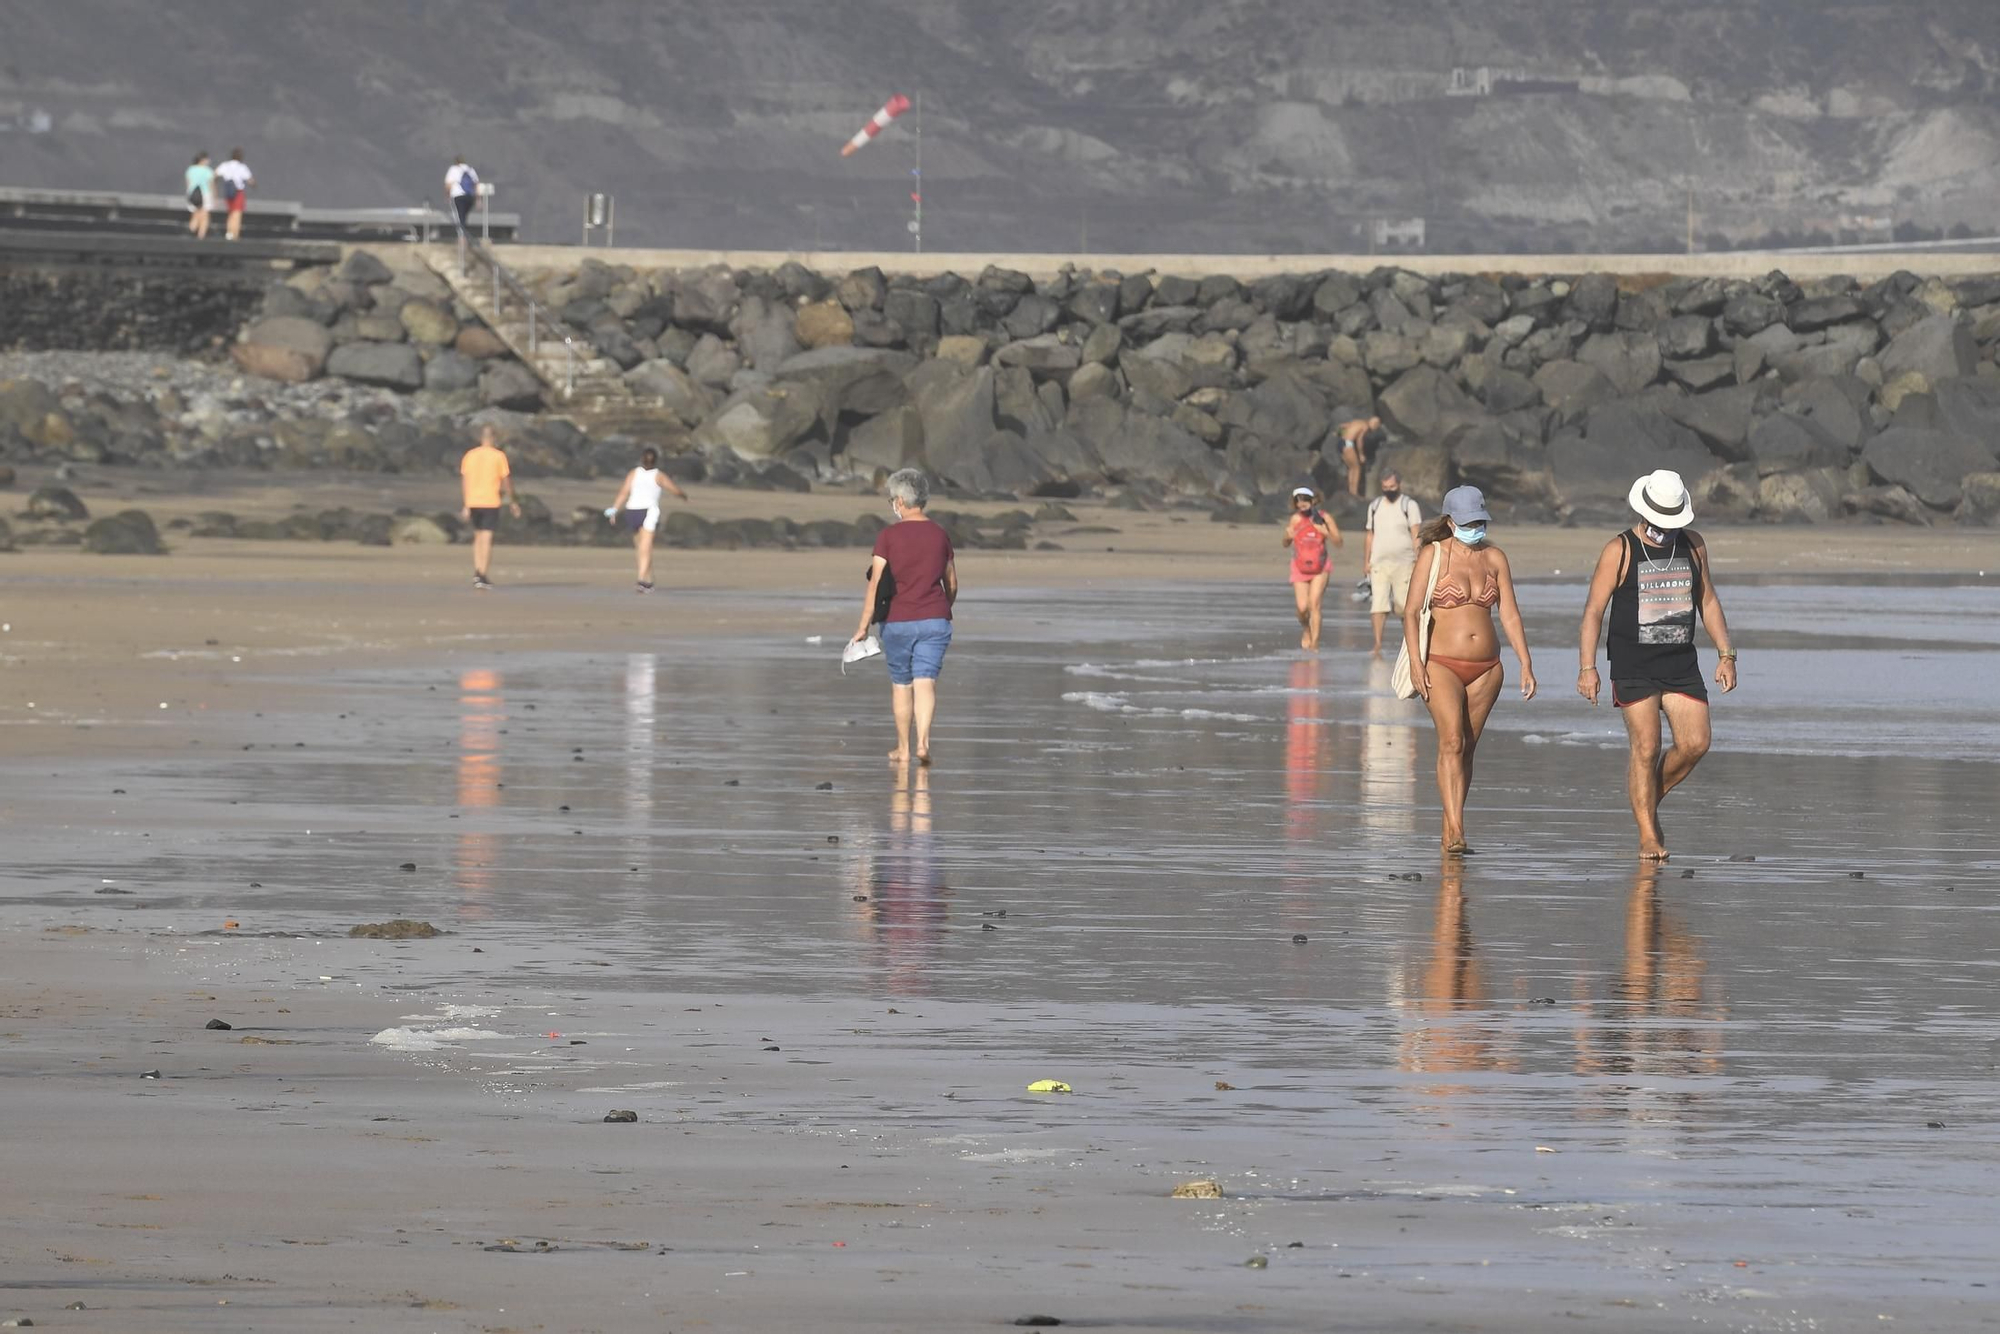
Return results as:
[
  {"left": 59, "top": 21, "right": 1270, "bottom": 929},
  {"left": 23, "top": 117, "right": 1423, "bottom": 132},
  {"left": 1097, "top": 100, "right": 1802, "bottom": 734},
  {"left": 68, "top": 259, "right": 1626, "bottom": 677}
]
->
[
  {"left": 492, "top": 261, "right": 500, "bottom": 317},
  {"left": 608, "top": 195, "right": 615, "bottom": 249},
  {"left": 912, "top": 92, "right": 922, "bottom": 254},
  {"left": 481, "top": 188, "right": 490, "bottom": 243},
  {"left": 528, "top": 301, "right": 538, "bottom": 356}
]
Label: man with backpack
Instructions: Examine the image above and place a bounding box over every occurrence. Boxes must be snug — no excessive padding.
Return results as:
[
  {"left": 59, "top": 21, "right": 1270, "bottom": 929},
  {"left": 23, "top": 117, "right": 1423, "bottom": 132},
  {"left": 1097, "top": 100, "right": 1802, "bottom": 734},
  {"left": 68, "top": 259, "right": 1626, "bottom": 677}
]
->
[
  {"left": 1363, "top": 469, "right": 1423, "bottom": 656},
  {"left": 444, "top": 156, "right": 479, "bottom": 230},
  {"left": 213, "top": 147, "right": 254, "bottom": 241}
]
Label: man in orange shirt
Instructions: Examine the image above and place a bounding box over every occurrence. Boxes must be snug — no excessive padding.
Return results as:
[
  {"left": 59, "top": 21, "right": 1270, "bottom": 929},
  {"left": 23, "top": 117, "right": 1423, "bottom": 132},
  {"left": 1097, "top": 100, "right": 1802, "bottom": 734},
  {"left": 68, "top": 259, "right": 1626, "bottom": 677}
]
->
[{"left": 460, "top": 424, "right": 522, "bottom": 589}]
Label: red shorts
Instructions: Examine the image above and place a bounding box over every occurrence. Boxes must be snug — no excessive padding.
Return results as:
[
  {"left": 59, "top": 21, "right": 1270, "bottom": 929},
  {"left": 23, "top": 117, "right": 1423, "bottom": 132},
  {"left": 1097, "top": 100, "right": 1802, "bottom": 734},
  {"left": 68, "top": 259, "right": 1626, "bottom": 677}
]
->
[{"left": 227, "top": 192, "right": 247, "bottom": 214}]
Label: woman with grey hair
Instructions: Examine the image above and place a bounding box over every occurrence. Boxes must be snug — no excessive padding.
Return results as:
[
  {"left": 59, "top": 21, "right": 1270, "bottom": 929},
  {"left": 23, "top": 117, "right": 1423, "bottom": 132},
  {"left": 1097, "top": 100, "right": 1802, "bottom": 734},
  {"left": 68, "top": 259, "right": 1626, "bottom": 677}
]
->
[{"left": 853, "top": 469, "right": 958, "bottom": 766}]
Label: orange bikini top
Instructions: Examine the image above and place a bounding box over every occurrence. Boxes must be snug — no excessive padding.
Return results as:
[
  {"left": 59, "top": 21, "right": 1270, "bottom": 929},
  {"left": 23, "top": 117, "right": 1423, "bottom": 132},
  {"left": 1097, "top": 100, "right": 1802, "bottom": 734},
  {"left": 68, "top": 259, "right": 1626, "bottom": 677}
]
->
[{"left": 1429, "top": 545, "right": 1498, "bottom": 610}]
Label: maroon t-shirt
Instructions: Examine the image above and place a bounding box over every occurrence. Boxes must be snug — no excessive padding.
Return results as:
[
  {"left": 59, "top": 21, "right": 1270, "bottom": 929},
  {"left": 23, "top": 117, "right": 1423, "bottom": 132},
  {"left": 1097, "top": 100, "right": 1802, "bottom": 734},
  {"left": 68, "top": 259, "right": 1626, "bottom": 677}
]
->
[{"left": 872, "top": 519, "right": 955, "bottom": 622}]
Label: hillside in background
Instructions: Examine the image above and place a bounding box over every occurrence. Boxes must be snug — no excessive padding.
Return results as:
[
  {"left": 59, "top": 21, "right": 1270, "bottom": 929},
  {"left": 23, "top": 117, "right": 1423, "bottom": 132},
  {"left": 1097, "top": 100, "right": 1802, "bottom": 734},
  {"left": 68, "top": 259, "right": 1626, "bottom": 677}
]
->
[{"left": 2, "top": 0, "right": 1997, "bottom": 253}]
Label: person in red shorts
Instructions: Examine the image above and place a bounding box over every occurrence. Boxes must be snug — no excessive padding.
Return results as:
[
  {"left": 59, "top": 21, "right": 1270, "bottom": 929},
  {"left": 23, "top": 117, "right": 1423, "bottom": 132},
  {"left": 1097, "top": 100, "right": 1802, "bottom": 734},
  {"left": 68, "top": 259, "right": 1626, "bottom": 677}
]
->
[{"left": 213, "top": 148, "right": 254, "bottom": 241}]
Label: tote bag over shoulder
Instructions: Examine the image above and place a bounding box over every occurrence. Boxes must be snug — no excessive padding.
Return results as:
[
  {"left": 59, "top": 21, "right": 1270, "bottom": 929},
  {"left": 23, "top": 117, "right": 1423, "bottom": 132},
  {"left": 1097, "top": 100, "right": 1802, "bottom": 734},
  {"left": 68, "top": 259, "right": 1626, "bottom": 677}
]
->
[{"left": 1389, "top": 541, "right": 1446, "bottom": 700}]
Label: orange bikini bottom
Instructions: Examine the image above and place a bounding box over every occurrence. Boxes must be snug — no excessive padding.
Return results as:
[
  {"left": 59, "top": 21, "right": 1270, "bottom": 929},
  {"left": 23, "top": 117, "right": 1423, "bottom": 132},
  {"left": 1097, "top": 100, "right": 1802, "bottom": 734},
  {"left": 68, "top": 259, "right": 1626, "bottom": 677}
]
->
[{"left": 1429, "top": 653, "right": 1501, "bottom": 687}]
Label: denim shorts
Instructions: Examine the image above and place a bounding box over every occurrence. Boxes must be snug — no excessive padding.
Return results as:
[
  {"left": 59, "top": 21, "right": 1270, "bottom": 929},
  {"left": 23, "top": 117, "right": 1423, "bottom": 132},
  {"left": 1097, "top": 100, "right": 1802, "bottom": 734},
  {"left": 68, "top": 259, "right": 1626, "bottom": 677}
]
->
[{"left": 879, "top": 618, "right": 952, "bottom": 686}]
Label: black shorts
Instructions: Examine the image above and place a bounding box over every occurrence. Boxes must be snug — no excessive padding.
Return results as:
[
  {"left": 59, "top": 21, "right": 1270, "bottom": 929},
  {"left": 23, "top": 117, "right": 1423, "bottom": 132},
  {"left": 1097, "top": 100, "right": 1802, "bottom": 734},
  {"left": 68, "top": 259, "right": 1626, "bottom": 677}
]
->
[
  {"left": 1613, "top": 675, "right": 1709, "bottom": 708},
  {"left": 453, "top": 194, "right": 474, "bottom": 225},
  {"left": 467, "top": 506, "right": 500, "bottom": 532}
]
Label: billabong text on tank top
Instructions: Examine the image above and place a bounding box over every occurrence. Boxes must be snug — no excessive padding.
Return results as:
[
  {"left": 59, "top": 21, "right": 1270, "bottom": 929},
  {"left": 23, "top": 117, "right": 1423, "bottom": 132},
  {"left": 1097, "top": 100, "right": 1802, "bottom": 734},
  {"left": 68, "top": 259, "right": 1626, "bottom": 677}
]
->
[{"left": 1636, "top": 537, "right": 1694, "bottom": 645}]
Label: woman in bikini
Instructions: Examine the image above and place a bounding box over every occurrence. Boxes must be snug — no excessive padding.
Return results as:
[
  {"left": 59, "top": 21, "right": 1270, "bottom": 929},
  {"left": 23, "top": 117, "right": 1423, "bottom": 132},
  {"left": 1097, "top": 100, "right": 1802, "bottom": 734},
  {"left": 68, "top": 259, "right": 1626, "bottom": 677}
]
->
[
  {"left": 1404, "top": 485, "right": 1536, "bottom": 854},
  {"left": 1282, "top": 486, "right": 1342, "bottom": 650}
]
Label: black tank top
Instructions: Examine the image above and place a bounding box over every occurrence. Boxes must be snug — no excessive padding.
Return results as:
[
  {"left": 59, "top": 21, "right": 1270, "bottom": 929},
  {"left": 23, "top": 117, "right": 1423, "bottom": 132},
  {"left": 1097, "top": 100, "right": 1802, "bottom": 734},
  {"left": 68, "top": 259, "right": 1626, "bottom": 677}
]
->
[{"left": 1607, "top": 529, "right": 1702, "bottom": 679}]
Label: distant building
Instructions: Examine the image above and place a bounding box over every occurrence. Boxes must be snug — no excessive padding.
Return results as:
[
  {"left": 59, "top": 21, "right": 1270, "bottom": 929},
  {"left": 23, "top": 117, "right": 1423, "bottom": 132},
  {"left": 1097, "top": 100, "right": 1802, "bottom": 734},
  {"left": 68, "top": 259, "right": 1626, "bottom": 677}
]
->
[
  {"left": 1373, "top": 217, "right": 1427, "bottom": 250},
  {"left": 1446, "top": 67, "right": 1493, "bottom": 97}
]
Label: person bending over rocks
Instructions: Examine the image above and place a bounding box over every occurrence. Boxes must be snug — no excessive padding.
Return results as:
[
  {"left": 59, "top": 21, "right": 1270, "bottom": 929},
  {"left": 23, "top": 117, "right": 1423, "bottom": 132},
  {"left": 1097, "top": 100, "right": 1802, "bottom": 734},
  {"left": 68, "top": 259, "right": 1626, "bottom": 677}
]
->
[
  {"left": 1337, "top": 415, "right": 1386, "bottom": 498},
  {"left": 853, "top": 469, "right": 957, "bottom": 767},
  {"left": 603, "top": 447, "right": 687, "bottom": 593},
  {"left": 1576, "top": 469, "right": 1737, "bottom": 862}
]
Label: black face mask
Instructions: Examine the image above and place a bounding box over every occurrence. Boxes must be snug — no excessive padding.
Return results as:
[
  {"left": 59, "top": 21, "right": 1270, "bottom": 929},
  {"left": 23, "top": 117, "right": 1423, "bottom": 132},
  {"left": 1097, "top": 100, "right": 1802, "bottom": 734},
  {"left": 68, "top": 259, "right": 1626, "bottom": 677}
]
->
[{"left": 1381, "top": 488, "right": 1400, "bottom": 499}]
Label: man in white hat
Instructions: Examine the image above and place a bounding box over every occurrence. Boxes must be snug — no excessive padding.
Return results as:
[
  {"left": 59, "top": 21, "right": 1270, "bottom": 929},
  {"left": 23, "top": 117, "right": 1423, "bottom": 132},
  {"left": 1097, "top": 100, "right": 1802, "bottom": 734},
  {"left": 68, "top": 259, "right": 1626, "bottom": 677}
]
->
[{"left": 1575, "top": 469, "right": 1738, "bottom": 860}]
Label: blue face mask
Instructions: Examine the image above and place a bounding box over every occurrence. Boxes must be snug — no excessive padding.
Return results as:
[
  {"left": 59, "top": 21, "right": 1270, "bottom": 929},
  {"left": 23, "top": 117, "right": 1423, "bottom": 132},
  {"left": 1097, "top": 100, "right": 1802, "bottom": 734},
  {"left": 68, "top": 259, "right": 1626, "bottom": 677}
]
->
[{"left": 1452, "top": 522, "right": 1486, "bottom": 545}]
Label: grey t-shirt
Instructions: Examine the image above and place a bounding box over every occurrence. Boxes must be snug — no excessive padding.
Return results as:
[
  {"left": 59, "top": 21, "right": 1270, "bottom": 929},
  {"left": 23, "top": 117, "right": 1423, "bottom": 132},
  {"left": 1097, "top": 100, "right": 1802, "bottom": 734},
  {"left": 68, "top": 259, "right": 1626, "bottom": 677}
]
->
[{"left": 1366, "top": 494, "right": 1421, "bottom": 564}]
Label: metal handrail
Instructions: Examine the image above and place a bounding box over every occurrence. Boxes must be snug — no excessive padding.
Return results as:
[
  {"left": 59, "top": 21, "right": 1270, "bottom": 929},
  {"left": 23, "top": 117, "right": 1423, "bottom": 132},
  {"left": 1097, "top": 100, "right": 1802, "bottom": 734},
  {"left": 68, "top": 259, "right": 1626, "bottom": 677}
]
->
[{"left": 451, "top": 217, "right": 578, "bottom": 399}]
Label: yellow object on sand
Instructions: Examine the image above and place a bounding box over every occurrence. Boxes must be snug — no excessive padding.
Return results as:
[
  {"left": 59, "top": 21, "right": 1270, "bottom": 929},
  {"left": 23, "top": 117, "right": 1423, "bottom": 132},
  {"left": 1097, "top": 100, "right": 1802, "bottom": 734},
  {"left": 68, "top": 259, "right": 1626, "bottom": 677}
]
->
[
  {"left": 1171, "top": 1179, "right": 1224, "bottom": 1199},
  {"left": 1026, "top": 1079, "right": 1072, "bottom": 1094}
]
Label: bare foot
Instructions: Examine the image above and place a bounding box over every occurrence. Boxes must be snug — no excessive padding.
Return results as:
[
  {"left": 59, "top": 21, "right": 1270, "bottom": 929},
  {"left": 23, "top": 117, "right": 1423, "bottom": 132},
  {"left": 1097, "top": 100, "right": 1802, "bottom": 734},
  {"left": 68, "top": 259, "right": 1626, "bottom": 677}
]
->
[
  {"left": 1300, "top": 630, "right": 1312, "bottom": 649},
  {"left": 1639, "top": 844, "right": 1670, "bottom": 862},
  {"left": 887, "top": 749, "right": 909, "bottom": 764},
  {"left": 917, "top": 750, "right": 932, "bottom": 768}
]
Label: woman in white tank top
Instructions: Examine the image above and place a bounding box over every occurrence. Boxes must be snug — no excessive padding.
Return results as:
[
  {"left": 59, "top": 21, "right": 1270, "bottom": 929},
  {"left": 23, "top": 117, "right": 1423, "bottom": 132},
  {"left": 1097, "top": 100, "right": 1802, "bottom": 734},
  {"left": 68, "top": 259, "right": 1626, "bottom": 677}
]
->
[{"left": 604, "top": 447, "right": 689, "bottom": 592}]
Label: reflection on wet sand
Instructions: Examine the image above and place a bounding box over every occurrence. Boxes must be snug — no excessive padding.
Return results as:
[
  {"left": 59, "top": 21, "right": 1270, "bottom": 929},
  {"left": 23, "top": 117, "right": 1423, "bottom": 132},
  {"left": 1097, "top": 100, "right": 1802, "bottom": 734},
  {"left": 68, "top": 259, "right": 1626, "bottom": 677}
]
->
[
  {"left": 853, "top": 766, "right": 948, "bottom": 996},
  {"left": 1397, "top": 856, "right": 1519, "bottom": 1095},
  {"left": 624, "top": 654, "right": 657, "bottom": 839},
  {"left": 1574, "top": 863, "right": 1727, "bottom": 1096},
  {"left": 1283, "top": 657, "right": 1329, "bottom": 845},
  {"left": 1359, "top": 657, "right": 1417, "bottom": 839},
  {"left": 453, "top": 668, "right": 505, "bottom": 918}
]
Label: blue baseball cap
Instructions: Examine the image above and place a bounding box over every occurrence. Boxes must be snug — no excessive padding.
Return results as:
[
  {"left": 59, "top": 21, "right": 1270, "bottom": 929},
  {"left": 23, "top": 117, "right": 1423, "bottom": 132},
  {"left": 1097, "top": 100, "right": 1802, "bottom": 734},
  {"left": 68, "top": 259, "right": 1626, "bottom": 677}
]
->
[{"left": 1441, "top": 485, "right": 1490, "bottom": 524}]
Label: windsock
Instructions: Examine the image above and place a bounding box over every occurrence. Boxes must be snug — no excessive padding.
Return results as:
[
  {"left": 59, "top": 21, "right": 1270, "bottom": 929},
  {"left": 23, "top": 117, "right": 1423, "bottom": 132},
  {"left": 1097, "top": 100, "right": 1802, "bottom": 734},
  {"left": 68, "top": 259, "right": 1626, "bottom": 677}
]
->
[{"left": 841, "top": 94, "right": 912, "bottom": 156}]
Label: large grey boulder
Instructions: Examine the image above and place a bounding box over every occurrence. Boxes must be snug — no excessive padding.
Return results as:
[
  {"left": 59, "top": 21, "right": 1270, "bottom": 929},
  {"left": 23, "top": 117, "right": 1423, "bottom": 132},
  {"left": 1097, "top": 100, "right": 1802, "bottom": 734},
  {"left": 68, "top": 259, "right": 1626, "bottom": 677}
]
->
[
  {"left": 992, "top": 335, "right": 1081, "bottom": 382},
  {"left": 1955, "top": 472, "right": 2000, "bottom": 525},
  {"left": 732, "top": 295, "right": 802, "bottom": 371},
  {"left": 907, "top": 362, "right": 996, "bottom": 488},
  {"left": 625, "top": 360, "right": 714, "bottom": 425},
  {"left": 1450, "top": 417, "right": 1553, "bottom": 504},
  {"left": 994, "top": 365, "right": 1061, "bottom": 436},
  {"left": 1120, "top": 343, "right": 1192, "bottom": 401},
  {"left": 1563, "top": 273, "right": 1619, "bottom": 332},
  {"left": 336, "top": 250, "right": 394, "bottom": 286},
  {"left": 1577, "top": 331, "right": 1663, "bottom": 396},
  {"left": 1880, "top": 314, "right": 1978, "bottom": 384},
  {"left": 1756, "top": 469, "right": 1844, "bottom": 523},
  {"left": 1931, "top": 376, "right": 2000, "bottom": 452},
  {"left": 693, "top": 382, "right": 820, "bottom": 460},
  {"left": 1214, "top": 373, "right": 1330, "bottom": 452},
  {"left": 1118, "top": 305, "right": 1201, "bottom": 339},
  {"left": 844, "top": 405, "right": 923, "bottom": 473},
  {"left": 686, "top": 333, "right": 741, "bottom": 388},
  {"left": 479, "top": 360, "right": 544, "bottom": 410},
  {"left": 28, "top": 484, "right": 88, "bottom": 521},
  {"left": 1379, "top": 365, "right": 1480, "bottom": 443},
  {"left": 1722, "top": 292, "right": 1784, "bottom": 335},
  {"left": 1665, "top": 355, "right": 1735, "bottom": 391},
  {"left": 327, "top": 342, "right": 424, "bottom": 391},
  {"left": 83, "top": 509, "right": 164, "bottom": 554},
  {"left": 1862, "top": 427, "right": 1993, "bottom": 508},
  {"left": 1791, "top": 376, "right": 1873, "bottom": 451},
  {"left": 1656, "top": 314, "right": 1716, "bottom": 360},
  {"left": 398, "top": 299, "right": 459, "bottom": 345},
  {"left": 1786, "top": 296, "right": 1866, "bottom": 332},
  {"left": 232, "top": 316, "right": 333, "bottom": 383},
  {"left": 883, "top": 288, "right": 941, "bottom": 346},
  {"left": 1551, "top": 402, "right": 1717, "bottom": 514},
  {"left": 1066, "top": 396, "right": 1222, "bottom": 495},
  {"left": 1748, "top": 414, "right": 1847, "bottom": 475},
  {"left": 774, "top": 346, "right": 915, "bottom": 427},
  {"left": 1533, "top": 360, "right": 1619, "bottom": 424},
  {"left": 422, "top": 349, "right": 481, "bottom": 393}
]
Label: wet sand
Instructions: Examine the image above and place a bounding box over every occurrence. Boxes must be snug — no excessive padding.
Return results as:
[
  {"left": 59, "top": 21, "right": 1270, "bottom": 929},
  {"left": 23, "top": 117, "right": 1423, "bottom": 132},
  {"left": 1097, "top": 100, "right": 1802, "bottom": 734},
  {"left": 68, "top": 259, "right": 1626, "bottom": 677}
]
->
[{"left": 3, "top": 492, "right": 1999, "bottom": 1331}]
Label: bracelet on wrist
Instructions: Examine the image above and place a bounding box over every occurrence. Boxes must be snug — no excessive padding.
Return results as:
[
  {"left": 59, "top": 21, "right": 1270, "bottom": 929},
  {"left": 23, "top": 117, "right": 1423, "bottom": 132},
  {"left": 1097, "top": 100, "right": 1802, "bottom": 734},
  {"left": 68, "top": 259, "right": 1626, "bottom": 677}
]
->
[{"left": 1718, "top": 650, "right": 1738, "bottom": 660}]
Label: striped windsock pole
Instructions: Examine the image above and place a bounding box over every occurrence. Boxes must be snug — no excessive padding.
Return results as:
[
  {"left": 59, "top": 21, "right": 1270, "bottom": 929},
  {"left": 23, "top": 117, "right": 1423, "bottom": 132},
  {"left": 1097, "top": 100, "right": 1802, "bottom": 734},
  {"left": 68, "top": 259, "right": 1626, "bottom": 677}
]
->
[{"left": 840, "top": 94, "right": 912, "bottom": 156}]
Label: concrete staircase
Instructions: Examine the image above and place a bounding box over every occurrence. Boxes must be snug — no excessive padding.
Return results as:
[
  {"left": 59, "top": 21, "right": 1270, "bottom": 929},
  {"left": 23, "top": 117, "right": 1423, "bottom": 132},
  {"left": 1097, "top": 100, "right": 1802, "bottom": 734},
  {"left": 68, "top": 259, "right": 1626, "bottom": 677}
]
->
[{"left": 422, "top": 244, "right": 674, "bottom": 436}]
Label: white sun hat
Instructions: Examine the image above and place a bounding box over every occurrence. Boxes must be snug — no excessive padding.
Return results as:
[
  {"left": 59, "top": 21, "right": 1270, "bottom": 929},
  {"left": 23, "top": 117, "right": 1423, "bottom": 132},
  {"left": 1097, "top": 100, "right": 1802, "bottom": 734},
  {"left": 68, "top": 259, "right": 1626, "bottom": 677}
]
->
[{"left": 1629, "top": 469, "right": 1695, "bottom": 529}]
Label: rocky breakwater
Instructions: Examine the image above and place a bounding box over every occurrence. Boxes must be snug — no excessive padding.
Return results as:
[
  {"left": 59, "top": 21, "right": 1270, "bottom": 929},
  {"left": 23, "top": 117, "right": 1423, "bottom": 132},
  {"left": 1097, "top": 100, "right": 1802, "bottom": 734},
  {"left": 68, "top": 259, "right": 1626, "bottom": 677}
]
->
[{"left": 516, "top": 257, "right": 2000, "bottom": 527}]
